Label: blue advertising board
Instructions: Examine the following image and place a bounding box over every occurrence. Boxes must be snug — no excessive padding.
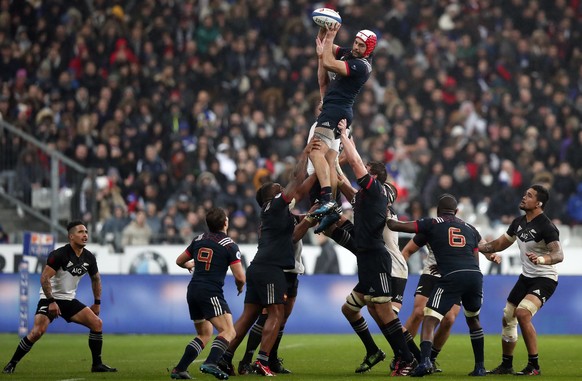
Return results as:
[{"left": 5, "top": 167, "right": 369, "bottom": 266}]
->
[{"left": 0, "top": 274, "right": 579, "bottom": 335}]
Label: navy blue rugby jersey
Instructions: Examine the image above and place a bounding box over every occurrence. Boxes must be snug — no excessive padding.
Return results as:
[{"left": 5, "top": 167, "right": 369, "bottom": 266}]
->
[
  {"left": 322, "top": 47, "right": 372, "bottom": 113},
  {"left": 413, "top": 214, "right": 482, "bottom": 276},
  {"left": 187, "top": 232, "right": 241, "bottom": 289},
  {"left": 352, "top": 173, "right": 388, "bottom": 251},
  {"left": 252, "top": 192, "right": 295, "bottom": 270}
]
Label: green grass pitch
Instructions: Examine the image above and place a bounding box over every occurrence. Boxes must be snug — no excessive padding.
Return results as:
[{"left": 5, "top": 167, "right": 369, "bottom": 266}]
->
[{"left": 1, "top": 333, "right": 580, "bottom": 380}]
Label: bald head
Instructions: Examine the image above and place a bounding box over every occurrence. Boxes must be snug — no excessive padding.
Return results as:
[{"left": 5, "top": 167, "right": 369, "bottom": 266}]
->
[{"left": 437, "top": 193, "right": 458, "bottom": 215}]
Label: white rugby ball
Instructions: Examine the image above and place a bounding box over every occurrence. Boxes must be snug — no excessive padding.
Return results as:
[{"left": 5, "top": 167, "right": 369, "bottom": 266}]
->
[{"left": 312, "top": 8, "right": 342, "bottom": 28}]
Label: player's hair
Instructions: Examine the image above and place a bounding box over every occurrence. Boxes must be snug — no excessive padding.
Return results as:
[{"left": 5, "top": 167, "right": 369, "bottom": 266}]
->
[
  {"left": 66, "top": 220, "right": 85, "bottom": 233},
  {"left": 367, "top": 161, "right": 387, "bottom": 184},
  {"left": 437, "top": 193, "right": 457, "bottom": 215},
  {"left": 206, "top": 207, "right": 227, "bottom": 233},
  {"left": 531, "top": 184, "right": 549, "bottom": 209},
  {"left": 256, "top": 182, "right": 274, "bottom": 207}
]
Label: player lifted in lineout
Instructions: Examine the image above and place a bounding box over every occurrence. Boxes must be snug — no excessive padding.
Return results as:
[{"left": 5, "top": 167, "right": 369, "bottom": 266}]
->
[{"left": 308, "top": 20, "right": 377, "bottom": 232}]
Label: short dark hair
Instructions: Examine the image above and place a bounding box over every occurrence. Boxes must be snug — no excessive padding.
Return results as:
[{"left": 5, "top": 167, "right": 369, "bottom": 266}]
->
[
  {"left": 437, "top": 193, "right": 457, "bottom": 215},
  {"left": 367, "top": 161, "right": 387, "bottom": 184},
  {"left": 66, "top": 220, "right": 85, "bottom": 233},
  {"left": 206, "top": 207, "right": 227, "bottom": 232},
  {"left": 531, "top": 184, "right": 549, "bottom": 209},
  {"left": 256, "top": 182, "right": 274, "bottom": 207}
]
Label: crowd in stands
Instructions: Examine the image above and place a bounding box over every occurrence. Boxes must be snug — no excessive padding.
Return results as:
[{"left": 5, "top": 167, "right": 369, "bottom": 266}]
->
[{"left": 1, "top": 0, "right": 582, "bottom": 247}]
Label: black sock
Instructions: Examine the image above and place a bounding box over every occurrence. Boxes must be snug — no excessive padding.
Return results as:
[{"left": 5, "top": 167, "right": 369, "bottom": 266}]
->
[
  {"left": 10, "top": 336, "right": 34, "bottom": 364},
  {"left": 222, "top": 350, "right": 234, "bottom": 363},
  {"left": 242, "top": 314, "right": 266, "bottom": 363},
  {"left": 381, "top": 319, "right": 413, "bottom": 362},
  {"left": 350, "top": 317, "right": 378, "bottom": 355},
  {"left": 430, "top": 346, "right": 440, "bottom": 361},
  {"left": 320, "top": 187, "right": 332, "bottom": 203},
  {"left": 528, "top": 354, "right": 539, "bottom": 369},
  {"left": 270, "top": 327, "right": 284, "bottom": 363},
  {"left": 420, "top": 340, "right": 432, "bottom": 360},
  {"left": 404, "top": 330, "right": 421, "bottom": 361},
  {"left": 88, "top": 331, "right": 103, "bottom": 366},
  {"left": 501, "top": 354, "right": 513, "bottom": 368},
  {"left": 176, "top": 337, "right": 204, "bottom": 371},
  {"left": 469, "top": 328, "right": 485, "bottom": 364},
  {"left": 204, "top": 336, "right": 229, "bottom": 365}
]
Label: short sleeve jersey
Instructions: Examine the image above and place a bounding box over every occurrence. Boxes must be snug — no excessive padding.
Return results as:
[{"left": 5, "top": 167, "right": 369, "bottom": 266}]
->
[
  {"left": 414, "top": 214, "right": 482, "bottom": 276},
  {"left": 353, "top": 174, "right": 388, "bottom": 251},
  {"left": 41, "top": 244, "right": 98, "bottom": 300},
  {"left": 252, "top": 193, "right": 295, "bottom": 269},
  {"left": 321, "top": 47, "right": 372, "bottom": 119},
  {"left": 186, "top": 232, "right": 241, "bottom": 290},
  {"left": 384, "top": 208, "right": 408, "bottom": 278},
  {"left": 505, "top": 213, "right": 560, "bottom": 281}
]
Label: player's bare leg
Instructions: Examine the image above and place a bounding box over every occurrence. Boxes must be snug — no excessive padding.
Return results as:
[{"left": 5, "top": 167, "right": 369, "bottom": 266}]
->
[{"left": 70, "top": 307, "right": 116, "bottom": 372}]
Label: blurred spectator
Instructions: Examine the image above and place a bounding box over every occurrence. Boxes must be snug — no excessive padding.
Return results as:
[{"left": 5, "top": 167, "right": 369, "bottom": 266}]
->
[
  {"left": 567, "top": 184, "right": 582, "bottom": 224},
  {"left": 121, "top": 210, "right": 152, "bottom": 246},
  {"left": 0, "top": 224, "right": 8, "bottom": 243},
  {"left": 100, "top": 205, "right": 129, "bottom": 252},
  {"left": 15, "top": 148, "right": 47, "bottom": 205}
]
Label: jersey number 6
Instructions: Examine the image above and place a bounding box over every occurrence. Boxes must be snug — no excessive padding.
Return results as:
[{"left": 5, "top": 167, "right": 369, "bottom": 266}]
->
[{"left": 448, "top": 227, "right": 466, "bottom": 247}]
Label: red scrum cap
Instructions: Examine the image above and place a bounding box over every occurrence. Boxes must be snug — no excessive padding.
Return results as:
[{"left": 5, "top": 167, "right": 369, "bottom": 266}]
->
[{"left": 356, "top": 29, "right": 377, "bottom": 57}]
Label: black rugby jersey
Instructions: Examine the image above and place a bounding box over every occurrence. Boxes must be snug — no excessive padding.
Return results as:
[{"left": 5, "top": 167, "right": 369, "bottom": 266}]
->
[
  {"left": 252, "top": 192, "right": 295, "bottom": 269},
  {"left": 42, "top": 244, "right": 98, "bottom": 300},
  {"left": 187, "top": 232, "right": 241, "bottom": 289},
  {"left": 353, "top": 174, "right": 388, "bottom": 251},
  {"left": 505, "top": 213, "right": 560, "bottom": 281}
]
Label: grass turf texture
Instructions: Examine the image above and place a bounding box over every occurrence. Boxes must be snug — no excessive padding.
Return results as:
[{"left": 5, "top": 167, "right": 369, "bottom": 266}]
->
[{"left": 1, "top": 334, "right": 580, "bottom": 380}]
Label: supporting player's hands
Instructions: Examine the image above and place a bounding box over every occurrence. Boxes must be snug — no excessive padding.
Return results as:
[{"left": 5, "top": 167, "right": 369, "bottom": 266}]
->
[
  {"left": 316, "top": 35, "right": 325, "bottom": 59},
  {"left": 305, "top": 136, "right": 322, "bottom": 154},
  {"left": 526, "top": 252, "right": 544, "bottom": 265},
  {"left": 90, "top": 303, "right": 100, "bottom": 316},
  {"left": 48, "top": 301, "right": 61, "bottom": 319},
  {"left": 488, "top": 253, "right": 502, "bottom": 264},
  {"left": 337, "top": 118, "right": 348, "bottom": 136}
]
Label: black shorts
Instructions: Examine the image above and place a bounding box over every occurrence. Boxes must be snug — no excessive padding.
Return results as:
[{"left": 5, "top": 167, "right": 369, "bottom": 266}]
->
[
  {"left": 415, "top": 274, "right": 440, "bottom": 298},
  {"left": 507, "top": 274, "right": 558, "bottom": 307},
  {"left": 245, "top": 263, "right": 287, "bottom": 306},
  {"left": 187, "top": 283, "right": 231, "bottom": 321},
  {"left": 390, "top": 277, "right": 407, "bottom": 304},
  {"left": 426, "top": 271, "right": 483, "bottom": 318},
  {"left": 35, "top": 298, "right": 86, "bottom": 323},
  {"left": 284, "top": 272, "right": 299, "bottom": 298},
  {"left": 354, "top": 248, "right": 393, "bottom": 298}
]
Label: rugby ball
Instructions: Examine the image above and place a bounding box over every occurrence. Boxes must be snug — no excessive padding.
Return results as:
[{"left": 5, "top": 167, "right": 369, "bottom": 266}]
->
[{"left": 312, "top": 8, "right": 342, "bottom": 28}]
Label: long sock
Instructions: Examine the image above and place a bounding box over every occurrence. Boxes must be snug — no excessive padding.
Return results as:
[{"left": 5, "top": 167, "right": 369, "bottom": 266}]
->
[
  {"left": 381, "top": 319, "right": 413, "bottom": 362},
  {"left": 469, "top": 328, "right": 485, "bottom": 364},
  {"left": 242, "top": 314, "right": 266, "bottom": 363},
  {"left": 204, "top": 336, "right": 229, "bottom": 365},
  {"left": 528, "top": 354, "right": 539, "bottom": 369},
  {"left": 320, "top": 187, "right": 332, "bottom": 203},
  {"left": 350, "top": 317, "right": 378, "bottom": 355},
  {"left": 176, "top": 337, "right": 204, "bottom": 371},
  {"left": 270, "top": 327, "right": 284, "bottom": 363},
  {"left": 430, "top": 346, "right": 441, "bottom": 361},
  {"left": 501, "top": 354, "right": 513, "bottom": 368},
  {"left": 9, "top": 336, "right": 34, "bottom": 363},
  {"left": 404, "top": 330, "right": 421, "bottom": 361},
  {"left": 420, "top": 340, "right": 432, "bottom": 360},
  {"left": 257, "top": 350, "right": 269, "bottom": 367},
  {"left": 222, "top": 350, "right": 234, "bottom": 363},
  {"left": 88, "top": 331, "right": 103, "bottom": 366}
]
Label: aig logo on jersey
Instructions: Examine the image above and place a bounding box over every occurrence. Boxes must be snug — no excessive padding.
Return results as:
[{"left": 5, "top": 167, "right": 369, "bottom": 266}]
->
[
  {"left": 518, "top": 229, "right": 537, "bottom": 242},
  {"left": 67, "top": 261, "right": 89, "bottom": 276}
]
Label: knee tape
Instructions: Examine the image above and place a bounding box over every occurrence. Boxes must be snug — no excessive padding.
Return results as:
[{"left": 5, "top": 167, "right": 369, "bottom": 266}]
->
[
  {"left": 345, "top": 291, "right": 365, "bottom": 312},
  {"left": 501, "top": 303, "right": 518, "bottom": 343},
  {"left": 517, "top": 299, "right": 539, "bottom": 317}
]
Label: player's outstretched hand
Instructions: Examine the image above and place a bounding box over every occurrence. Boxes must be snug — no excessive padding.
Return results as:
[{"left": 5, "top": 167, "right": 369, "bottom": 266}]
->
[
  {"left": 337, "top": 118, "right": 348, "bottom": 135},
  {"left": 489, "top": 253, "right": 502, "bottom": 264},
  {"left": 326, "top": 22, "right": 341, "bottom": 33}
]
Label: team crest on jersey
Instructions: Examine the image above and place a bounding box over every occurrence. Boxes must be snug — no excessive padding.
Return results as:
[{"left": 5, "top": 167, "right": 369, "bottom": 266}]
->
[{"left": 236, "top": 251, "right": 241, "bottom": 259}]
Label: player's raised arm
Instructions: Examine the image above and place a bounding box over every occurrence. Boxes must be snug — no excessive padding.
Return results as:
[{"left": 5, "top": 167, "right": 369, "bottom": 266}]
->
[
  {"left": 320, "top": 23, "right": 347, "bottom": 76},
  {"left": 478, "top": 234, "right": 513, "bottom": 254}
]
